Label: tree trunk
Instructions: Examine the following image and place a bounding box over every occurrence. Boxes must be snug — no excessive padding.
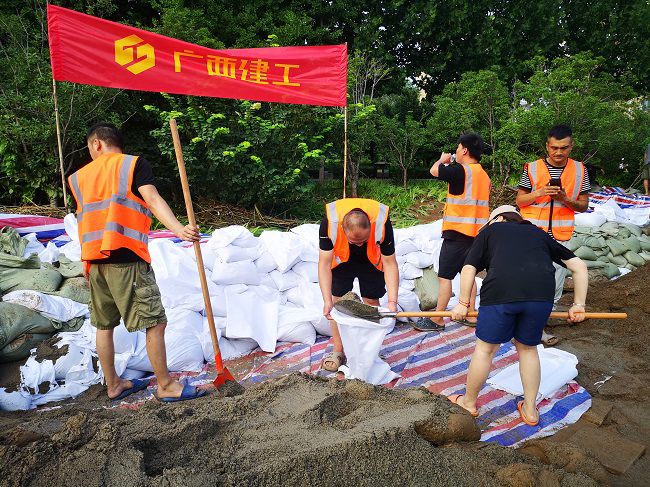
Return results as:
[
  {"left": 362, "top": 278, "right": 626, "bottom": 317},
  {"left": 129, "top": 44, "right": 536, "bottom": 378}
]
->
[{"left": 403, "top": 167, "right": 408, "bottom": 188}]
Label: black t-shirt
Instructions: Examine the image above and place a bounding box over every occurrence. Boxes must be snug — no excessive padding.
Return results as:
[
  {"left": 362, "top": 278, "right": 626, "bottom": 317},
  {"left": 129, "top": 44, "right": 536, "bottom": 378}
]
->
[
  {"left": 464, "top": 221, "right": 576, "bottom": 306},
  {"left": 319, "top": 216, "right": 395, "bottom": 262},
  {"left": 83, "top": 157, "right": 155, "bottom": 264},
  {"left": 435, "top": 163, "right": 473, "bottom": 242}
]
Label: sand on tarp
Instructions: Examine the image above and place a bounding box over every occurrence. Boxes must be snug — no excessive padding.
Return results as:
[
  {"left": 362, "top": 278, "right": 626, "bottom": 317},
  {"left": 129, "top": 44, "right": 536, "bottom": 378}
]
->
[{"left": 0, "top": 374, "right": 603, "bottom": 487}]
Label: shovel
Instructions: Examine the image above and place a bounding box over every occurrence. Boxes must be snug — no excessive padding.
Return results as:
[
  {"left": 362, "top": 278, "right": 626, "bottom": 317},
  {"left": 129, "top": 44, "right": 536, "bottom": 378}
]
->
[
  {"left": 333, "top": 295, "right": 628, "bottom": 321},
  {"left": 169, "top": 119, "right": 239, "bottom": 391}
]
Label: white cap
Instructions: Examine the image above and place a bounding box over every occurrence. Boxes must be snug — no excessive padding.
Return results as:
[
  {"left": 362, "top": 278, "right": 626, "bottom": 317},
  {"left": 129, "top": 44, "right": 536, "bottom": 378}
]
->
[{"left": 488, "top": 204, "right": 519, "bottom": 222}]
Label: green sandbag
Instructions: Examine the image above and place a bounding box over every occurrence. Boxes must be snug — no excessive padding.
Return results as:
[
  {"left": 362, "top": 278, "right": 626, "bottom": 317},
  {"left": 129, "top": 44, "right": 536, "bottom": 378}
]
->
[
  {"left": 624, "top": 251, "right": 645, "bottom": 268},
  {"left": 567, "top": 237, "right": 585, "bottom": 252},
  {"left": 414, "top": 267, "right": 439, "bottom": 311},
  {"left": 0, "top": 333, "right": 54, "bottom": 363},
  {"left": 57, "top": 255, "right": 83, "bottom": 278},
  {"left": 640, "top": 251, "right": 650, "bottom": 262},
  {"left": 51, "top": 277, "right": 91, "bottom": 304},
  {"left": 624, "top": 263, "right": 637, "bottom": 271},
  {"left": 606, "top": 238, "right": 627, "bottom": 256},
  {"left": 601, "top": 263, "right": 621, "bottom": 279},
  {"left": 594, "top": 249, "right": 608, "bottom": 257},
  {"left": 596, "top": 255, "right": 610, "bottom": 263},
  {"left": 574, "top": 246, "right": 598, "bottom": 261},
  {"left": 620, "top": 223, "right": 642, "bottom": 237},
  {"left": 622, "top": 237, "right": 641, "bottom": 254},
  {"left": 573, "top": 226, "right": 594, "bottom": 235},
  {"left": 0, "top": 267, "right": 63, "bottom": 295},
  {"left": 600, "top": 222, "right": 620, "bottom": 236},
  {"left": 585, "top": 260, "right": 607, "bottom": 269},
  {"left": 584, "top": 236, "right": 607, "bottom": 250},
  {"left": 617, "top": 227, "right": 632, "bottom": 239},
  {"left": 0, "top": 302, "right": 57, "bottom": 349},
  {"left": 638, "top": 236, "right": 650, "bottom": 252},
  {"left": 607, "top": 253, "right": 628, "bottom": 266},
  {"left": 0, "top": 226, "right": 28, "bottom": 256}
]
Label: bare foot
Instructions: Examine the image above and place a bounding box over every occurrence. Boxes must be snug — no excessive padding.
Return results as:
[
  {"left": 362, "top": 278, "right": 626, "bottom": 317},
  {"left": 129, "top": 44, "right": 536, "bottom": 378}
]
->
[
  {"left": 107, "top": 379, "right": 137, "bottom": 400},
  {"left": 155, "top": 379, "right": 185, "bottom": 400},
  {"left": 456, "top": 395, "right": 478, "bottom": 416},
  {"left": 522, "top": 402, "right": 539, "bottom": 423}
]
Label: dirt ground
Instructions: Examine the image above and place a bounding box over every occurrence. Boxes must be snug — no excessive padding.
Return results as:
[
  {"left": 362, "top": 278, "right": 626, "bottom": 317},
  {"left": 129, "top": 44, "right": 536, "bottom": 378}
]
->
[{"left": 1, "top": 267, "right": 649, "bottom": 486}]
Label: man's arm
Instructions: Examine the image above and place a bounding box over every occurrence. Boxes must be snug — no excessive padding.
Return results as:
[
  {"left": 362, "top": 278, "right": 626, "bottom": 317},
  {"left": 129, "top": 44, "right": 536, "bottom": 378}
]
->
[
  {"left": 451, "top": 264, "right": 478, "bottom": 320},
  {"left": 318, "top": 249, "right": 334, "bottom": 318},
  {"left": 380, "top": 253, "right": 399, "bottom": 312},
  {"left": 564, "top": 257, "right": 588, "bottom": 323},
  {"left": 516, "top": 186, "right": 563, "bottom": 208},
  {"left": 644, "top": 179, "right": 649, "bottom": 195},
  {"left": 429, "top": 153, "right": 452, "bottom": 177},
  {"left": 138, "top": 185, "right": 199, "bottom": 241},
  {"left": 556, "top": 192, "right": 589, "bottom": 213}
]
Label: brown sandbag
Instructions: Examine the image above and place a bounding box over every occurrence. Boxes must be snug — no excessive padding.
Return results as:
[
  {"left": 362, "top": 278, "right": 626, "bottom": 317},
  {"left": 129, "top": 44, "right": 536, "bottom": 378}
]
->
[
  {"left": 0, "top": 302, "right": 57, "bottom": 349},
  {"left": 0, "top": 333, "right": 54, "bottom": 363}
]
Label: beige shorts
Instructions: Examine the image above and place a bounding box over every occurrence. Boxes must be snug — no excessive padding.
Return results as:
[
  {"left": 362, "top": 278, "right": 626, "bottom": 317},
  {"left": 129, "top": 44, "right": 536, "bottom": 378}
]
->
[{"left": 88, "top": 261, "right": 167, "bottom": 332}]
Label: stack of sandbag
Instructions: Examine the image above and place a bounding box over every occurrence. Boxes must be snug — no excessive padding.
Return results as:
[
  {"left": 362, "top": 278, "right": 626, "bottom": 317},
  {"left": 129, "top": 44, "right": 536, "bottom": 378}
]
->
[{"left": 566, "top": 221, "right": 650, "bottom": 279}]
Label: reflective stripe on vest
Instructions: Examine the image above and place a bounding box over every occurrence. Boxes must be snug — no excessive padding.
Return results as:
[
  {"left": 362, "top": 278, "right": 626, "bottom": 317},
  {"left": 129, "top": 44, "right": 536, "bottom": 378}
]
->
[{"left": 81, "top": 222, "right": 149, "bottom": 245}]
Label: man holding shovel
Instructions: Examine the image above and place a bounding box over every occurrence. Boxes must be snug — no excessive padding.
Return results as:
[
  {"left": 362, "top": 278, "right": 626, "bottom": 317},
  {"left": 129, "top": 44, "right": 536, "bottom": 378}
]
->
[
  {"left": 318, "top": 198, "right": 399, "bottom": 371},
  {"left": 68, "top": 122, "right": 206, "bottom": 402}
]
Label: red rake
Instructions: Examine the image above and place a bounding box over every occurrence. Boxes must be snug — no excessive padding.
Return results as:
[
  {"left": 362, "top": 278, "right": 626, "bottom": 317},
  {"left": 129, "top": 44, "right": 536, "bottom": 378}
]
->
[{"left": 169, "top": 119, "right": 239, "bottom": 390}]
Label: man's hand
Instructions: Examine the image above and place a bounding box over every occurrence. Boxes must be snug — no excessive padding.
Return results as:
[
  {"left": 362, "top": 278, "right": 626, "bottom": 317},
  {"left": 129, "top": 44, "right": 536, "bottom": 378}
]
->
[
  {"left": 550, "top": 188, "right": 568, "bottom": 202},
  {"left": 451, "top": 303, "right": 468, "bottom": 321},
  {"left": 175, "top": 224, "right": 200, "bottom": 242},
  {"left": 535, "top": 185, "right": 562, "bottom": 198},
  {"left": 438, "top": 152, "right": 453, "bottom": 165},
  {"left": 323, "top": 299, "right": 334, "bottom": 320},
  {"left": 567, "top": 304, "right": 586, "bottom": 323},
  {"left": 387, "top": 300, "right": 398, "bottom": 313}
]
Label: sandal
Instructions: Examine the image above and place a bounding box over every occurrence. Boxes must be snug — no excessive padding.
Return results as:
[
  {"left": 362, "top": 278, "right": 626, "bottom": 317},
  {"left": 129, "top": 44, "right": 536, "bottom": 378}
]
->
[
  {"left": 322, "top": 351, "right": 346, "bottom": 372},
  {"left": 447, "top": 394, "right": 478, "bottom": 417},
  {"left": 541, "top": 331, "right": 559, "bottom": 347},
  {"left": 453, "top": 318, "right": 477, "bottom": 328},
  {"left": 517, "top": 400, "right": 539, "bottom": 426}
]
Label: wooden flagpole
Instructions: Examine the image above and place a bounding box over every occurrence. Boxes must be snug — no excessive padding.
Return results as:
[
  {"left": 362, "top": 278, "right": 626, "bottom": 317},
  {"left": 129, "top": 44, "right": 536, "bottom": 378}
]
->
[{"left": 52, "top": 78, "right": 69, "bottom": 212}]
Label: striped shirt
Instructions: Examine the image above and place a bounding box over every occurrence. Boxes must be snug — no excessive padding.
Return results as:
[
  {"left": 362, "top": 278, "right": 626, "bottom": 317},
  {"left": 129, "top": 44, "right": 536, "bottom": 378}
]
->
[{"left": 518, "top": 159, "right": 591, "bottom": 238}]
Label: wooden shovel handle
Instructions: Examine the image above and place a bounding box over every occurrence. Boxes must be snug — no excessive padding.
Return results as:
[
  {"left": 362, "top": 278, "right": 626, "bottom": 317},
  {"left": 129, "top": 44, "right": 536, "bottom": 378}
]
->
[
  {"left": 394, "top": 311, "right": 627, "bottom": 319},
  {"left": 169, "top": 119, "right": 224, "bottom": 368}
]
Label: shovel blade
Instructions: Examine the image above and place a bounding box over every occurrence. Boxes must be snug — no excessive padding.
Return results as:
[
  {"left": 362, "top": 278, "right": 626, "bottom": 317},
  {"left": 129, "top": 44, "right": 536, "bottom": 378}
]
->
[{"left": 213, "top": 366, "right": 236, "bottom": 388}]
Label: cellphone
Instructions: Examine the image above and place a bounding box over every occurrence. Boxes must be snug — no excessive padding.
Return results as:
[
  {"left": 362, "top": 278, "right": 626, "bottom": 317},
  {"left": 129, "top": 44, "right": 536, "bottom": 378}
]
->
[
  {"left": 450, "top": 154, "right": 457, "bottom": 164},
  {"left": 548, "top": 178, "right": 562, "bottom": 188}
]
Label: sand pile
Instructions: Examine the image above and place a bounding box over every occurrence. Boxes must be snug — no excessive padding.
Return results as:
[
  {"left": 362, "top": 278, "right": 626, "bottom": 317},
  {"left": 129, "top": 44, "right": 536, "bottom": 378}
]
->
[{"left": 0, "top": 374, "right": 604, "bottom": 486}]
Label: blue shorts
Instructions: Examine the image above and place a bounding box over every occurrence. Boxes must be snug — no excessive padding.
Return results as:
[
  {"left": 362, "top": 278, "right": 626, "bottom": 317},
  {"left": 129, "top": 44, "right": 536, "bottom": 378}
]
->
[{"left": 476, "top": 301, "right": 553, "bottom": 346}]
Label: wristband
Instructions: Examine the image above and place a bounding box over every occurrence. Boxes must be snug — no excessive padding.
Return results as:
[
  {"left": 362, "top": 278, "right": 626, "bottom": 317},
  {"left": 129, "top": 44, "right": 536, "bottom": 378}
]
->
[
  {"left": 388, "top": 300, "right": 398, "bottom": 305},
  {"left": 458, "top": 299, "right": 470, "bottom": 307},
  {"left": 571, "top": 303, "right": 585, "bottom": 308}
]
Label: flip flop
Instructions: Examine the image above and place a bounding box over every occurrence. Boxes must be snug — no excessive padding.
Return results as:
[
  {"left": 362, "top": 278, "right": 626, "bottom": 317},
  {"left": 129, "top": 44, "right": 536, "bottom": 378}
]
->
[
  {"left": 541, "top": 332, "right": 559, "bottom": 347},
  {"left": 110, "top": 378, "right": 150, "bottom": 401},
  {"left": 447, "top": 394, "right": 478, "bottom": 417},
  {"left": 412, "top": 317, "right": 445, "bottom": 332},
  {"left": 159, "top": 383, "right": 208, "bottom": 403},
  {"left": 322, "top": 351, "right": 346, "bottom": 372},
  {"left": 517, "top": 400, "right": 539, "bottom": 426}
]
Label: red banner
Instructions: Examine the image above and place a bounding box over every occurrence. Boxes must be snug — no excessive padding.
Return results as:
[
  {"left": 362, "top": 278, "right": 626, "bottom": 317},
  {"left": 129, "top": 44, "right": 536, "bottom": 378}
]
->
[{"left": 47, "top": 5, "right": 347, "bottom": 107}]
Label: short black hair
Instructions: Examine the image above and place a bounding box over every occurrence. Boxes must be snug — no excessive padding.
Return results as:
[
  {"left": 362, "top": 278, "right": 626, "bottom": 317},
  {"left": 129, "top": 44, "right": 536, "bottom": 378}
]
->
[
  {"left": 458, "top": 133, "right": 484, "bottom": 161},
  {"left": 547, "top": 124, "right": 572, "bottom": 140},
  {"left": 86, "top": 122, "right": 124, "bottom": 150},
  {"left": 343, "top": 208, "right": 370, "bottom": 231}
]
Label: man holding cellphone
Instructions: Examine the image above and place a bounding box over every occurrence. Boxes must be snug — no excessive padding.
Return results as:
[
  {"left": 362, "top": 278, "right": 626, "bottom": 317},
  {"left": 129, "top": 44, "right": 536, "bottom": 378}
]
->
[{"left": 516, "top": 125, "right": 590, "bottom": 345}]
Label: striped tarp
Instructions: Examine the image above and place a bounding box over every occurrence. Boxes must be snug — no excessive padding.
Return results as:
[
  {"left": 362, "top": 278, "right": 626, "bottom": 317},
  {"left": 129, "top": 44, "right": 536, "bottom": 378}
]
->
[{"left": 589, "top": 187, "right": 650, "bottom": 209}]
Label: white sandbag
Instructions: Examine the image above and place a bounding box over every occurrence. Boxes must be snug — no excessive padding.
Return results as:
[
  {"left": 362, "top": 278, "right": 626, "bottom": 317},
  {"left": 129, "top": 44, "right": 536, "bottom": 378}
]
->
[
  {"left": 410, "top": 221, "right": 443, "bottom": 240},
  {"left": 150, "top": 239, "right": 220, "bottom": 309},
  {"left": 2, "top": 290, "right": 88, "bottom": 322},
  {"left": 208, "top": 225, "right": 258, "bottom": 249},
  {"left": 292, "top": 261, "right": 319, "bottom": 283},
  {"left": 58, "top": 240, "right": 81, "bottom": 262},
  {"left": 313, "top": 315, "right": 332, "bottom": 336},
  {"left": 113, "top": 323, "right": 138, "bottom": 355},
  {"left": 211, "top": 259, "right": 260, "bottom": 286},
  {"left": 22, "top": 233, "right": 45, "bottom": 257},
  {"left": 64, "top": 213, "right": 79, "bottom": 242},
  {"left": 395, "top": 239, "right": 419, "bottom": 256},
  {"left": 277, "top": 306, "right": 320, "bottom": 345},
  {"left": 574, "top": 212, "right": 607, "bottom": 228},
  {"left": 259, "top": 273, "right": 277, "bottom": 289},
  {"left": 164, "top": 308, "right": 205, "bottom": 372},
  {"left": 406, "top": 251, "right": 436, "bottom": 269},
  {"left": 487, "top": 346, "right": 578, "bottom": 400},
  {"left": 270, "top": 269, "right": 302, "bottom": 291},
  {"left": 400, "top": 262, "right": 424, "bottom": 280},
  {"left": 290, "top": 223, "right": 320, "bottom": 241},
  {"left": 38, "top": 241, "right": 60, "bottom": 264},
  {"left": 31, "top": 381, "right": 90, "bottom": 407},
  {"left": 20, "top": 356, "right": 56, "bottom": 395},
  {"left": 381, "top": 288, "right": 420, "bottom": 323},
  {"left": 122, "top": 368, "right": 148, "bottom": 380},
  {"left": 254, "top": 252, "right": 278, "bottom": 273},
  {"left": 259, "top": 231, "right": 304, "bottom": 272},
  {"left": 188, "top": 243, "right": 216, "bottom": 271},
  {"left": 225, "top": 287, "right": 279, "bottom": 352},
  {"left": 331, "top": 308, "right": 399, "bottom": 385},
  {"left": 299, "top": 244, "right": 319, "bottom": 263},
  {"left": 284, "top": 281, "right": 323, "bottom": 309},
  {"left": 215, "top": 245, "right": 260, "bottom": 263},
  {"left": 400, "top": 279, "right": 416, "bottom": 291},
  {"left": 0, "top": 388, "right": 32, "bottom": 411},
  {"left": 396, "top": 254, "right": 408, "bottom": 266},
  {"left": 52, "top": 343, "right": 87, "bottom": 380}
]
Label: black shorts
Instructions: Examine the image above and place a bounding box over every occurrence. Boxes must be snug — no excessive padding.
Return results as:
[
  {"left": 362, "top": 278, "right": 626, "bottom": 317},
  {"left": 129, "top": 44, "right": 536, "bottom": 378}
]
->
[
  {"left": 438, "top": 238, "right": 474, "bottom": 280},
  {"left": 332, "top": 261, "right": 386, "bottom": 299}
]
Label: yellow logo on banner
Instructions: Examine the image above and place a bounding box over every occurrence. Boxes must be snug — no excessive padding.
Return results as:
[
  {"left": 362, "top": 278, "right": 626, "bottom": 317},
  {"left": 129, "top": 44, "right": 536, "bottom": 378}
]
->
[{"left": 114, "top": 35, "right": 155, "bottom": 75}]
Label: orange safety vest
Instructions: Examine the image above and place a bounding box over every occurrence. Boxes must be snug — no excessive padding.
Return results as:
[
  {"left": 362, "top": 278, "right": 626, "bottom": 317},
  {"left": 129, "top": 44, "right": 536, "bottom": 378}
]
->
[
  {"left": 326, "top": 198, "right": 389, "bottom": 271},
  {"left": 441, "top": 163, "right": 491, "bottom": 237},
  {"left": 68, "top": 153, "right": 152, "bottom": 263},
  {"left": 520, "top": 158, "right": 585, "bottom": 241}
]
